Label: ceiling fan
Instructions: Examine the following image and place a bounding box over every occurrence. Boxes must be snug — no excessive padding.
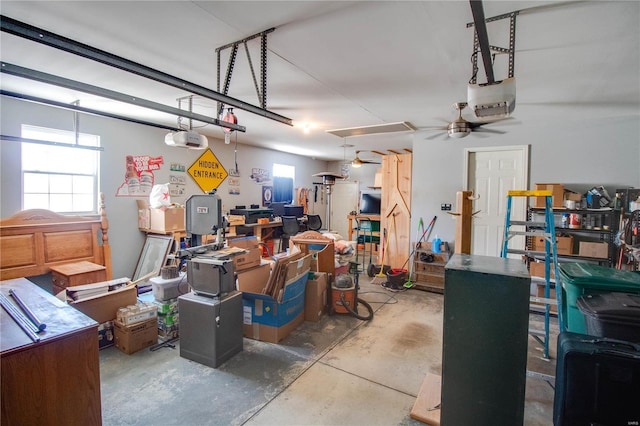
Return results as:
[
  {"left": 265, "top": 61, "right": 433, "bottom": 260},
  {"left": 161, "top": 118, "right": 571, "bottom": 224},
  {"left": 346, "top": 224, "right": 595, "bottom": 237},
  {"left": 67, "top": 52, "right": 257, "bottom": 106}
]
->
[
  {"left": 351, "top": 150, "right": 382, "bottom": 167},
  {"left": 425, "top": 102, "right": 513, "bottom": 140}
]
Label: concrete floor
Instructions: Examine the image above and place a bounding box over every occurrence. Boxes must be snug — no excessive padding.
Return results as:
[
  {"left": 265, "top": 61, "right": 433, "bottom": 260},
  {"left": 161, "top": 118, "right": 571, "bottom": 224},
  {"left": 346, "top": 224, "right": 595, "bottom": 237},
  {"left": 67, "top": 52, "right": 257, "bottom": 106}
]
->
[{"left": 99, "top": 279, "right": 558, "bottom": 425}]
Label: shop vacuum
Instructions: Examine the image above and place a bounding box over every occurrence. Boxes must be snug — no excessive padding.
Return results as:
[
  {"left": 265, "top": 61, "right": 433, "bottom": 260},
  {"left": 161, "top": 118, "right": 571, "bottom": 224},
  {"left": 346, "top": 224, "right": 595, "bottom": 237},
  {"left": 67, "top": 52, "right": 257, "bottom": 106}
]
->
[{"left": 330, "top": 262, "right": 374, "bottom": 321}]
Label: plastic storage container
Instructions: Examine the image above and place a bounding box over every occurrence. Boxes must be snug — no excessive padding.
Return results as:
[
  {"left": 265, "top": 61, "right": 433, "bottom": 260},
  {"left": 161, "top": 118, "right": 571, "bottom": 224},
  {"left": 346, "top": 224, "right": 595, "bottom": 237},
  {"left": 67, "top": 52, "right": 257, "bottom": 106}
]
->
[
  {"left": 559, "top": 263, "right": 640, "bottom": 334},
  {"left": 577, "top": 292, "right": 640, "bottom": 343},
  {"left": 150, "top": 273, "right": 188, "bottom": 301}
]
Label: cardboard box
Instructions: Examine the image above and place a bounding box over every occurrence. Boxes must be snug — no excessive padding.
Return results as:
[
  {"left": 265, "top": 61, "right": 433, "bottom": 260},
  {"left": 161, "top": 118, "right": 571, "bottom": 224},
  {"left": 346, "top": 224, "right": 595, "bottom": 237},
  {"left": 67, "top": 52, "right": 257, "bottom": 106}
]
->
[
  {"left": 150, "top": 207, "right": 185, "bottom": 233},
  {"left": 564, "top": 190, "right": 582, "bottom": 202},
  {"left": 136, "top": 200, "right": 150, "bottom": 230},
  {"left": 114, "top": 317, "right": 158, "bottom": 355},
  {"left": 305, "top": 272, "right": 328, "bottom": 322},
  {"left": 534, "top": 183, "right": 565, "bottom": 208},
  {"left": 237, "top": 262, "right": 271, "bottom": 293},
  {"left": 578, "top": 241, "right": 609, "bottom": 259},
  {"left": 228, "top": 236, "right": 262, "bottom": 272},
  {"left": 68, "top": 283, "right": 138, "bottom": 324},
  {"left": 529, "top": 261, "right": 556, "bottom": 279},
  {"left": 531, "top": 283, "right": 557, "bottom": 314},
  {"left": 136, "top": 200, "right": 185, "bottom": 232},
  {"left": 239, "top": 268, "right": 309, "bottom": 343},
  {"left": 285, "top": 254, "right": 312, "bottom": 282},
  {"left": 531, "top": 235, "right": 573, "bottom": 255}
]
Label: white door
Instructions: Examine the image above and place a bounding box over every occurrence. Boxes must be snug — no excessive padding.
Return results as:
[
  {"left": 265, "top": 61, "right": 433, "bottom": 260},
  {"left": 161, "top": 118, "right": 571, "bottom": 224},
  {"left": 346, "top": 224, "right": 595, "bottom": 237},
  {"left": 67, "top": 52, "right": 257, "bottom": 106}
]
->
[
  {"left": 465, "top": 146, "right": 529, "bottom": 257},
  {"left": 330, "top": 181, "right": 359, "bottom": 237}
]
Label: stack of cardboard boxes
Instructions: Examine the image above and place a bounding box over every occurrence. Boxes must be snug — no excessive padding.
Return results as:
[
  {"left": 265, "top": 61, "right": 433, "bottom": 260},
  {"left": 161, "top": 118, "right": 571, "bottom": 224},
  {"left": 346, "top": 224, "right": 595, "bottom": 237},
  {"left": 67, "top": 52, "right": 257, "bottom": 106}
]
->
[
  {"left": 149, "top": 274, "right": 187, "bottom": 342},
  {"left": 234, "top": 235, "right": 332, "bottom": 343},
  {"left": 114, "top": 302, "right": 158, "bottom": 354},
  {"left": 60, "top": 278, "right": 138, "bottom": 349}
]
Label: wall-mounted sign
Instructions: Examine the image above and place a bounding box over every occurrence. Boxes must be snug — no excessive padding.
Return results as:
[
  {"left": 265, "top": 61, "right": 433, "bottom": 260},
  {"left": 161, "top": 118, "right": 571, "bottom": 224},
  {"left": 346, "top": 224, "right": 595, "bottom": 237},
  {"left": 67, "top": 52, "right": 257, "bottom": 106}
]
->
[
  {"left": 116, "top": 154, "right": 164, "bottom": 197},
  {"left": 187, "top": 148, "right": 228, "bottom": 193}
]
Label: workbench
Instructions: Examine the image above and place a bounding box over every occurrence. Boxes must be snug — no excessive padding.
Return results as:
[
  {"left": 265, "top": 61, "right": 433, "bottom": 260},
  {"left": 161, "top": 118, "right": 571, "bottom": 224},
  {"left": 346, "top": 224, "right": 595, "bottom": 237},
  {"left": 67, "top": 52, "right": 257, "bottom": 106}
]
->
[
  {"left": 239, "top": 220, "right": 283, "bottom": 242},
  {"left": 1, "top": 278, "right": 102, "bottom": 425}
]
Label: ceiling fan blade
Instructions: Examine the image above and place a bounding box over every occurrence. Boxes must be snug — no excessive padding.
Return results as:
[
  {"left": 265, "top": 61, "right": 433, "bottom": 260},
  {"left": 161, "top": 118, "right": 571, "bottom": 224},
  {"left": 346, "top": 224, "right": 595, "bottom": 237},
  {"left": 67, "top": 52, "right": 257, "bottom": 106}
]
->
[
  {"left": 362, "top": 160, "right": 381, "bottom": 165},
  {"left": 424, "top": 131, "right": 448, "bottom": 140},
  {"left": 474, "top": 127, "right": 506, "bottom": 135}
]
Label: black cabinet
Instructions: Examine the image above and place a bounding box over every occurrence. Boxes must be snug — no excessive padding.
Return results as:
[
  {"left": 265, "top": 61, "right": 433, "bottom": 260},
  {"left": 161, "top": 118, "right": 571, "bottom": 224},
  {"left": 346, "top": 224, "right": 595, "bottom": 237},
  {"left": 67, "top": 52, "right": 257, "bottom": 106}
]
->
[{"left": 441, "top": 254, "right": 530, "bottom": 426}]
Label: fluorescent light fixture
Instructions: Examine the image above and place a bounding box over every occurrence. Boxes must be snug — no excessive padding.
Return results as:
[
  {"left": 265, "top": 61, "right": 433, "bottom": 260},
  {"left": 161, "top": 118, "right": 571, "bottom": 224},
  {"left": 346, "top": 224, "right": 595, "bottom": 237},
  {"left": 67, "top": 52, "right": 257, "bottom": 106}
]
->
[{"left": 326, "top": 121, "right": 416, "bottom": 138}]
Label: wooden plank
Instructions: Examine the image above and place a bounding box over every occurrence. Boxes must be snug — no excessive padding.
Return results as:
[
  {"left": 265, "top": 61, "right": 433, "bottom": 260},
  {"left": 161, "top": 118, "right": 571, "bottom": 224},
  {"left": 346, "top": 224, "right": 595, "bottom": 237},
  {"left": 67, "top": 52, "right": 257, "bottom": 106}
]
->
[
  {"left": 410, "top": 372, "right": 441, "bottom": 425},
  {"left": 381, "top": 154, "right": 412, "bottom": 269}
]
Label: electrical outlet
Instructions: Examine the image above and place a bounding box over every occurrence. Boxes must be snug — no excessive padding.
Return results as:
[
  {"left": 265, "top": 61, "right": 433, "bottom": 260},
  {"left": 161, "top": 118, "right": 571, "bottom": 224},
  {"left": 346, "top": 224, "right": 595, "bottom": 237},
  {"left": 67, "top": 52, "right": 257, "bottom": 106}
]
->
[{"left": 441, "top": 203, "right": 452, "bottom": 211}]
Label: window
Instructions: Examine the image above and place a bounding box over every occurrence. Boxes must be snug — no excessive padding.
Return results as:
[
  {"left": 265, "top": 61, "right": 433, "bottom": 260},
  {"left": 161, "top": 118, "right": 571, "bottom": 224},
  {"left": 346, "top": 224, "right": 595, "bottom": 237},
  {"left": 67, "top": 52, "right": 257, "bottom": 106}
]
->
[
  {"left": 21, "top": 125, "right": 101, "bottom": 214},
  {"left": 272, "top": 163, "right": 294, "bottom": 203},
  {"left": 273, "top": 163, "right": 295, "bottom": 179}
]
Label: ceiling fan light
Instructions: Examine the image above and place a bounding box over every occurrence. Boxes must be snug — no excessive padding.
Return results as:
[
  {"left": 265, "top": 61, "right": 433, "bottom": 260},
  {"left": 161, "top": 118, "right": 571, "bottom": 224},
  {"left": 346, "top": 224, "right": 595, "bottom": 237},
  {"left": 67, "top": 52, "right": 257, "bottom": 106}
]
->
[
  {"left": 448, "top": 129, "right": 470, "bottom": 139},
  {"left": 351, "top": 158, "right": 363, "bottom": 167}
]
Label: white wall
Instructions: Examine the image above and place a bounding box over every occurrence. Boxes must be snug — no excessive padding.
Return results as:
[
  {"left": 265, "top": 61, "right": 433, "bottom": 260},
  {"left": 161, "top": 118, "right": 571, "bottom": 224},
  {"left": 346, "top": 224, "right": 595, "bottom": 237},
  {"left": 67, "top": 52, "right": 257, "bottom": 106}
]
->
[
  {"left": 1, "top": 97, "right": 329, "bottom": 277},
  {"left": 411, "top": 105, "right": 640, "bottom": 251}
]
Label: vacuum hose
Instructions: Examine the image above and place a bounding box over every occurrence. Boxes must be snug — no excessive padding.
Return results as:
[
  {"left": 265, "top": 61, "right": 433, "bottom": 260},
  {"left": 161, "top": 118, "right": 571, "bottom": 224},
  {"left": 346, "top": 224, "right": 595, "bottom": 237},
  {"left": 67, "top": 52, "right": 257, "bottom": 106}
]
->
[{"left": 339, "top": 292, "right": 374, "bottom": 321}]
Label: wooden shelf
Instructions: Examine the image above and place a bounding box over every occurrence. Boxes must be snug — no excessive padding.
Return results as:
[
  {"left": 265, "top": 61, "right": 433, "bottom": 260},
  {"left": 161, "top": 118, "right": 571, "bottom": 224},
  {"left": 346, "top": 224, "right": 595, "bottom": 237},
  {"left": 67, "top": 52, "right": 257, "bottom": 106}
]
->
[{"left": 413, "top": 243, "right": 450, "bottom": 294}]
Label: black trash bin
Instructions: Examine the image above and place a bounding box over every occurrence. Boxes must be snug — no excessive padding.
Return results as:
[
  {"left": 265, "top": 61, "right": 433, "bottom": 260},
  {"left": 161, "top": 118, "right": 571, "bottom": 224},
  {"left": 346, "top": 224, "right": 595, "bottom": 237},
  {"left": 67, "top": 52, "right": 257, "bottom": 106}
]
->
[{"left": 576, "top": 292, "right": 640, "bottom": 343}]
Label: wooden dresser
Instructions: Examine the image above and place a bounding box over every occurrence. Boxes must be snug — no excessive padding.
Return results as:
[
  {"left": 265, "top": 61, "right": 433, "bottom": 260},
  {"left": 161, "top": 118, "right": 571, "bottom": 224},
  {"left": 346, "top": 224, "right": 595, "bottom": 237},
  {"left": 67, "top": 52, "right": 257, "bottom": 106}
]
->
[{"left": 1, "top": 278, "right": 101, "bottom": 425}]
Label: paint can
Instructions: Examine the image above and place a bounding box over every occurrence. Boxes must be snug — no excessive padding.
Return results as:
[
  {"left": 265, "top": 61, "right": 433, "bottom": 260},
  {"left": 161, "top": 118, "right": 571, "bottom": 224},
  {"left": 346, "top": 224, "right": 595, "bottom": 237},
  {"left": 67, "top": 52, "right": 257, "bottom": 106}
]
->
[
  {"left": 562, "top": 213, "right": 570, "bottom": 228},
  {"left": 569, "top": 214, "right": 581, "bottom": 229}
]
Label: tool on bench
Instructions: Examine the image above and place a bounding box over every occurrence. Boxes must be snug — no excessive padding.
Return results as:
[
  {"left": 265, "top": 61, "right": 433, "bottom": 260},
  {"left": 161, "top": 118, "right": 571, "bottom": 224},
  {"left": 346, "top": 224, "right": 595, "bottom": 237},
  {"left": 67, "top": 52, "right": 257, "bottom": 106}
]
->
[
  {"left": 0, "top": 292, "right": 42, "bottom": 342},
  {"left": 9, "top": 288, "right": 47, "bottom": 332}
]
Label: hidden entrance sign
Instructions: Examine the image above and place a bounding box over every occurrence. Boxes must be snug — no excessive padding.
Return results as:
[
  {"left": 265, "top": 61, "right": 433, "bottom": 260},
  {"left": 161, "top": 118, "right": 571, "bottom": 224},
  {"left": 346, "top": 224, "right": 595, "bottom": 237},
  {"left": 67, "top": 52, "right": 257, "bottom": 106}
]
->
[{"left": 188, "top": 148, "right": 228, "bottom": 193}]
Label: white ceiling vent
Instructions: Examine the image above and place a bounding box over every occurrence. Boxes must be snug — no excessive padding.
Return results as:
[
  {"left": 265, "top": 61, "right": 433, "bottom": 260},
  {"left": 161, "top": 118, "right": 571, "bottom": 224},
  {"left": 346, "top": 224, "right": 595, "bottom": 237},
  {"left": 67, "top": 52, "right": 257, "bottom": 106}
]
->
[{"left": 326, "top": 121, "right": 416, "bottom": 138}]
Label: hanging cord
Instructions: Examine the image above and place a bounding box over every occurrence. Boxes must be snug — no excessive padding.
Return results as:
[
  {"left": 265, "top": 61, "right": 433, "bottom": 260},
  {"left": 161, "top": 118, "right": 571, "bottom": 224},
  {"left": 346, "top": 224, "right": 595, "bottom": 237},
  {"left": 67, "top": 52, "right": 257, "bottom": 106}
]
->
[
  {"left": 339, "top": 292, "right": 374, "bottom": 321},
  {"left": 72, "top": 100, "right": 80, "bottom": 145},
  {"left": 234, "top": 131, "right": 239, "bottom": 174}
]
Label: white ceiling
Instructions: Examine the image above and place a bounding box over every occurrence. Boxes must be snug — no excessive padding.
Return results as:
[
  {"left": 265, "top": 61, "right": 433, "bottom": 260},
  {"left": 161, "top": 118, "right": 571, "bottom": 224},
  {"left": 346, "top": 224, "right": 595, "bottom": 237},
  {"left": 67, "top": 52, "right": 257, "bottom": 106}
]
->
[{"left": 1, "top": 1, "right": 638, "bottom": 161}]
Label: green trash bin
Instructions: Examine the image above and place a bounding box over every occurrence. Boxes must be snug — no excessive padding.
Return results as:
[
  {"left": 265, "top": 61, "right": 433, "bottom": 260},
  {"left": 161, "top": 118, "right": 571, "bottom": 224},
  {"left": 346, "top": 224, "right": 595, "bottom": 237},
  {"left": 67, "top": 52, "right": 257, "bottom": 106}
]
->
[{"left": 559, "top": 263, "right": 640, "bottom": 334}]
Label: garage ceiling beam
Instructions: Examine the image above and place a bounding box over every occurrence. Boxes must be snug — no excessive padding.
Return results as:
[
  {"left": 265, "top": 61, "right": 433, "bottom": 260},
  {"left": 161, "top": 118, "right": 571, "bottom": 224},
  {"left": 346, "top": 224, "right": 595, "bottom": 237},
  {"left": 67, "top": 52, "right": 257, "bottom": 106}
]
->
[
  {"left": 0, "top": 62, "right": 246, "bottom": 132},
  {"left": 0, "top": 15, "right": 293, "bottom": 126}
]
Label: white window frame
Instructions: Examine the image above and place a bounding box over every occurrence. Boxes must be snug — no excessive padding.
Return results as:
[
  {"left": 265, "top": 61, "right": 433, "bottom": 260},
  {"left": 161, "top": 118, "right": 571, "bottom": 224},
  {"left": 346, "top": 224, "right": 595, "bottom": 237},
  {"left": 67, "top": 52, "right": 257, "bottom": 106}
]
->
[{"left": 21, "top": 124, "right": 101, "bottom": 214}]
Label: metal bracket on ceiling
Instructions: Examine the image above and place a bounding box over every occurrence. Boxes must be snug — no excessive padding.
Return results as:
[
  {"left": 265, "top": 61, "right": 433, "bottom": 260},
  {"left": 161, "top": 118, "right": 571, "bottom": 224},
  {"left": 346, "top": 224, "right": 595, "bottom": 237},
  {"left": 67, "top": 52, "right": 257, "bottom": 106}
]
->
[
  {"left": 0, "top": 15, "right": 291, "bottom": 126},
  {"left": 216, "top": 28, "right": 274, "bottom": 117},
  {"left": 467, "top": 9, "right": 519, "bottom": 84}
]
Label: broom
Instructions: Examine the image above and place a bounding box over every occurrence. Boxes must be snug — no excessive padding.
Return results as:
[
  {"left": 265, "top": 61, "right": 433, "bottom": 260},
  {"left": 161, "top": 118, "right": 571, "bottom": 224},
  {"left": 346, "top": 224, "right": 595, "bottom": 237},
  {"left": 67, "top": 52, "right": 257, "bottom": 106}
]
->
[
  {"left": 370, "top": 228, "right": 388, "bottom": 284},
  {"left": 372, "top": 213, "right": 398, "bottom": 284},
  {"left": 403, "top": 217, "right": 424, "bottom": 289}
]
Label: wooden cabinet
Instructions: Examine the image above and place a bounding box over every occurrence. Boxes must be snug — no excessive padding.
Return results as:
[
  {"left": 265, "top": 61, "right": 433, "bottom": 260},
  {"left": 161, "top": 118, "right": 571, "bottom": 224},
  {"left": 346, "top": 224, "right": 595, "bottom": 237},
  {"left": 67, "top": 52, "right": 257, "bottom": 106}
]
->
[{"left": 1, "top": 278, "right": 101, "bottom": 425}]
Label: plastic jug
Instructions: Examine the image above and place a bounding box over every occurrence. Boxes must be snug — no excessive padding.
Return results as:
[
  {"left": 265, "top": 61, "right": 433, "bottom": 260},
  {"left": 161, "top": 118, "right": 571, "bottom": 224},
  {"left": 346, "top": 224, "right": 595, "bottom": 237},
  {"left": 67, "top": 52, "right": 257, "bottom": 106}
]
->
[{"left": 432, "top": 235, "right": 442, "bottom": 253}]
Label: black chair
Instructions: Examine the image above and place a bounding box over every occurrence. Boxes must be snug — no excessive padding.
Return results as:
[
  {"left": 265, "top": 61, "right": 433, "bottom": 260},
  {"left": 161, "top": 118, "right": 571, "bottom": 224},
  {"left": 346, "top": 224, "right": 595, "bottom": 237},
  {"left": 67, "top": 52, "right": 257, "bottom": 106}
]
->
[
  {"left": 280, "top": 215, "right": 301, "bottom": 252},
  {"left": 306, "top": 214, "right": 322, "bottom": 231}
]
